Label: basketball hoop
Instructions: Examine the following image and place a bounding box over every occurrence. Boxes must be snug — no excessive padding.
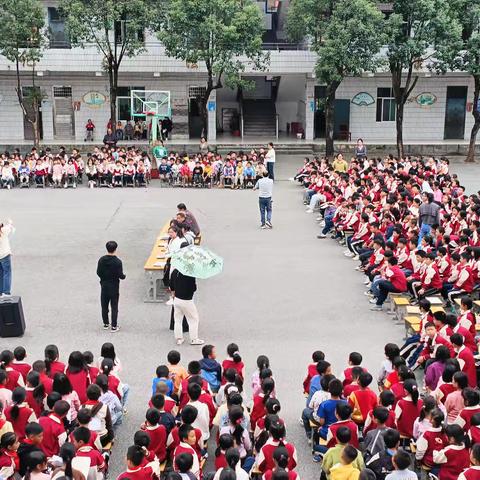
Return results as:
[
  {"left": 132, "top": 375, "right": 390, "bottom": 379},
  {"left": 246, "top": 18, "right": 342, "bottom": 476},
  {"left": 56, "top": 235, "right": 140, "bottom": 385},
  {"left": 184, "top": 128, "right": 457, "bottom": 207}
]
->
[{"left": 143, "top": 111, "right": 156, "bottom": 116}]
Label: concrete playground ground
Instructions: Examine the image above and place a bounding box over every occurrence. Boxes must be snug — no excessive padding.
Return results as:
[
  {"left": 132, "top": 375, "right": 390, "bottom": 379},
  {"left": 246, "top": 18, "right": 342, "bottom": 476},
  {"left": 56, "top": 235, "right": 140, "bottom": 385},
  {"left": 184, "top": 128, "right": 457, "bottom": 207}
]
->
[{"left": 0, "top": 154, "right": 479, "bottom": 478}]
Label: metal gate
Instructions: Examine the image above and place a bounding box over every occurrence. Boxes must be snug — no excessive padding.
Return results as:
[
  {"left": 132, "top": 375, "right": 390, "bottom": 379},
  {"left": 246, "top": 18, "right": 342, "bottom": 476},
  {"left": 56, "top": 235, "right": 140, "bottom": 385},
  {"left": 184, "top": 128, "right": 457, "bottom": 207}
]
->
[{"left": 53, "top": 86, "right": 74, "bottom": 138}]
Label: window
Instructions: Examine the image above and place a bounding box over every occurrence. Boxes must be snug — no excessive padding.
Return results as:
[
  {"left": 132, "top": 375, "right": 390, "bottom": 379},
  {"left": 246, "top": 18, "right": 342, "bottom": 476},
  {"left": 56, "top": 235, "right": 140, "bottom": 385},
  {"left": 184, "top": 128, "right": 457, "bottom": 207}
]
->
[
  {"left": 376, "top": 87, "right": 396, "bottom": 122},
  {"left": 114, "top": 17, "right": 144, "bottom": 45},
  {"left": 116, "top": 87, "right": 144, "bottom": 121},
  {"left": 48, "top": 8, "right": 70, "bottom": 49}
]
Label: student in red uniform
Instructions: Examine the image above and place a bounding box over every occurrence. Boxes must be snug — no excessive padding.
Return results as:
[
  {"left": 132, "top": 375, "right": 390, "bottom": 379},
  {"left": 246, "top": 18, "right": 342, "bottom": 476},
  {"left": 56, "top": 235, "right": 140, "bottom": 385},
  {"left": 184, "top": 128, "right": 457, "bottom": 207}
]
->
[
  {"left": 69, "top": 408, "right": 102, "bottom": 451},
  {"left": 116, "top": 444, "right": 159, "bottom": 480},
  {"left": 173, "top": 425, "right": 200, "bottom": 480},
  {"left": 443, "top": 314, "right": 476, "bottom": 353},
  {"left": 454, "top": 388, "right": 480, "bottom": 431},
  {"left": 343, "top": 367, "right": 362, "bottom": 397},
  {"left": 326, "top": 403, "right": 359, "bottom": 448},
  {"left": 214, "top": 434, "right": 234, "bottom": 470},
  {"left": 65, "top": 351, "right": 91, "bottom": 404},
  {"left": 451, "top": 333, "right": 477, "bottom": 388},
  {"left": 348, "top": 372, "right": 378, "bottom": 425},
  {"left": 256, "top": 421, "right": 297, "bottom": 473},
  {"left": 222, "top": 343, "right": 245, "bottom": 383},
  {"left": 24, "top": 372, "right": 45, "bottom": 417},
  {"left": 417, "top": 322, "right": 455, "bottom": 366},
  {"left": 457, "top": 296, "right": 476, "bottom": 336},
  {"left": 0, "top": 431, "right": 19, "bottom": 479},
  {"left": 83, "top": 351, "right": 100, "bottom": 382},
  {"left": 72, "top": 427, "right": 106, "bottom": 473},
  {"left": 432, "top": 424, "right": 470, "bottom": 480},
  {"left": 167, "top": 406, "right": 203, "bottom": 459},
  {"left": 342, "top": 352, "right": 363, "bottom": 387},
  {"left": 100, "top": 359, "right": 123, "bottom": 401},
  {"left": 394, "top": 379, "right": 423, "bottom": 439},
  {"left": 5, "top": 387, "right": 37, "bottom": 440},
  {"left": 371, "top": 256, "right": 408, "bottom": 310},
  {"left": 415, "top": 408, "right": 447, "bottom": 472},
  {"left": 468, "top": 412, "right": 480, "bottom": 445},
  {"left": 363, "top": 390, "right": 396, "bottom": 435},
  {"left": 250, "top": 378, "right": 275, "bottom": 431},
  {"left": 262, "top": 446, "right": 298, "bottom": 480},
  {"left": 458, "top": 442, "right": 480, "bottom": 480},
  {"left": 175, "top": 452, "right": 198, "bottom": 480},
  {"left": 31, "top": 361, "right": 53, "bottom": 395},
  {"left": 141, "top": 408, "right": 167, "bottom": 463},
  {"left": 302, "top": 351, "right": 325, "bottom": 394},
  {"left": 38, "top": 400, "right": 69, "bottom": 456},
  {"left": 45, "top": 345, "right": 65, "bottom": 379},
  {"left": 1, "top": 351, "right": 25, "bottom": 391},
  {"left": 11, "top": 347, "right": 31, "bottom": 382}
]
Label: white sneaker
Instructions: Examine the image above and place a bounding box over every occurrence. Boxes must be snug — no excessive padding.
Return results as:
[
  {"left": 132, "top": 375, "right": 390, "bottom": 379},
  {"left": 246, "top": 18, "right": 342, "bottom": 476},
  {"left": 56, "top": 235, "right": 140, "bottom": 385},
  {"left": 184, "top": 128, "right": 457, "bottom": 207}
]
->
[
  {"left": 166, "top": 298, "right": 174, "bottom": 306},
  {"left": 351, "top": 255, "right": 358, "bottom": 260},
  {"left": 369, "top": 298, "right": 378, "bottom": 304},
  {"left": 370, "top": 305, "right": 382, "bottom": 311},
  {"left": 364, "top": 291, "right": 373, "bottom": 297},
  {"left": 73, "top": 183, "right": 77, "bottom": 188},
  {"left": 190, "top": 338, "right": 205, "bottom": 345},
  {"left": 363, "top": 278, "right": 370, "bottom": 285},
  {"left": 176, "top": 338, "right": 185, "bottom": 345},
  {"left": 344, "top": 252, "right": 354, "bottom": 257},
  {"left": 305, "top": 208, "right": 313, "bottom": 213}
]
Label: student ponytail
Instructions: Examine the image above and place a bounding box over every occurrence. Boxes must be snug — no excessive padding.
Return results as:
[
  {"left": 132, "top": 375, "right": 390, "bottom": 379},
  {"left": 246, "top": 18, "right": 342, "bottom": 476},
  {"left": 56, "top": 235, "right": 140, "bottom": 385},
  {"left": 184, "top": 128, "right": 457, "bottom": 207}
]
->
[
  {"left": 404, "top": 379, "right": 419, "bottom": 405},
  {"left": 101, "top": 358, "right": 114, "bottom": 376},
  {"left": 59, "top": 442, "right": 76, "bottom": 480},
  {"left": 265, "top": 398, "right": 281, "bottom": 415},
  {"left": 228, "top": 405, "right": 245, "bottom": 447},
  {"left": 0, "top": 432, "right": 16, "bottom": 450},
  {"left": 418, "top": 395, "right": 436, "bottom": 422},
  {"left": 10, "top": 387, "right": 27, "bottom": 421},
  {"left": 269, "top": 421, "right": 286, "bottom": 447},
  {"left": 227, "top": 343, "right": 242, "bottom": 363},
  {"left": 430, "top": 408, "right": 445, "bottom": 430},
  {"left": 256, "top": 355, "right": 270, "bottom": 372},
  {"left": 273, "top": 446, "right": 290, "bottom": 469},
  {"left": 225, "top": 447, "right": 241, "bottom": 470},
  {"left": 261, "top": 377, "right": 275, "bottom": 405},
  {"left": 0, "top": 350, "right": 13, "bottom": 370},
  {"left": 45, "top": 344, "right": 60, "bottom": 375},
  {"left": 26, "top": 371, "right": 45, "bottom": 407}
]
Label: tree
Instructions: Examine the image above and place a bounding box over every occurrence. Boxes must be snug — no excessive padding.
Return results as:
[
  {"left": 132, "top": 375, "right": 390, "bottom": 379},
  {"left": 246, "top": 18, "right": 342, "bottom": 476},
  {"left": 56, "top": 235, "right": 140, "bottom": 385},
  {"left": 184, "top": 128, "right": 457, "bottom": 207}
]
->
[
  {"left": 59, "top": 0, "right": 155, "bottom": 125},
  {"left": 385, "top": 0, "right": 457, "bottom": 159},
  {"left": 287, "top": 0, "right": 385, "bottom": 156},
  {"left": 0, "top": 0, "right": 46, "bottom": 146},
  {"left": 158, "top": 0, "right": 267, "bottom": 138},
  {"left": 444, "top": 1, "right": 480, "bottom": 162}
]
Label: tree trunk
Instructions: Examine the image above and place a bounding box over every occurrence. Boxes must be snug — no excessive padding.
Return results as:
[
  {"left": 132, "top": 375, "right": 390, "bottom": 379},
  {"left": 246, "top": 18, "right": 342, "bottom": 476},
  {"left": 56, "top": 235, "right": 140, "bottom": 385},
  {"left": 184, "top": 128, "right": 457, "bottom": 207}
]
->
[
  {"left": 31, "top": 64, "right": 40, "bottom": 148},
  {"left": 325, "top": 81, "right": 339, "bottom": 157},
  {"left": 396, "top": 101, "right": 404, "bottom": 160},
  {"left": 201, "top": 85, "right": 213, "bottom": 139},
  {"left": 466, "top": 75, "right": 480, "bottom": 163},
  {"left": 108, "top": 62, "right": 118, "bottom": 127}
]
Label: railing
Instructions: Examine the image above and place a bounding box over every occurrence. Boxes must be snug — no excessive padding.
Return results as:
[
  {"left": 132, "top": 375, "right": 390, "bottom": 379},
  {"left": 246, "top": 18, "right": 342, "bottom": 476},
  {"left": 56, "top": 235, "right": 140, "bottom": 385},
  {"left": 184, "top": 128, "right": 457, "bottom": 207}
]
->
[
  {"left": 240, "top": 112, "right": 244, "bottom": 139},
  {"left": 275, "top": 114, "right": 279, "bottom": 140},
  {"left": 261, "top": 42, "right": 310, "bottom": 51}
]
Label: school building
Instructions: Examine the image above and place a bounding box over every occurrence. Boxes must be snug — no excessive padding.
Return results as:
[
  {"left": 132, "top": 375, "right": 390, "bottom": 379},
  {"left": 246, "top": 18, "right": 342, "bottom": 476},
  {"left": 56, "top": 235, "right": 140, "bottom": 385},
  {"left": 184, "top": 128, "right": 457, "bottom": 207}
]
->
[{"left": 0, "top": 0, "right": 476, "bottom": 146}]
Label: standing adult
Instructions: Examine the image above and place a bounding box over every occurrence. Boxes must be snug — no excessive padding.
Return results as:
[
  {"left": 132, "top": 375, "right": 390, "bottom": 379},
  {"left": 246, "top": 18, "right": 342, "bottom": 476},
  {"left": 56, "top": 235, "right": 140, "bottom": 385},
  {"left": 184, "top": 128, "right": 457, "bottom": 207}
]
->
[
  {"left": 253, "top": 171, "right": 274, "bottom": 229},
  {"left": 418, "top": 193, "right": 440, "bottom": 246},
  {"left": 169, "top": 269, "right": 204, "bottom": 346},
  {"left": 0, "top": 219, "right": 14, "bottom": 297},
  {"left": 177, "top": 203, "right": 200, "bottom": 237},
  {"left": 96, "top": 241, "right": 126, "bottom": 332},
  {"left": 265, "top": 142, "right": 276, "bottom": 180}
]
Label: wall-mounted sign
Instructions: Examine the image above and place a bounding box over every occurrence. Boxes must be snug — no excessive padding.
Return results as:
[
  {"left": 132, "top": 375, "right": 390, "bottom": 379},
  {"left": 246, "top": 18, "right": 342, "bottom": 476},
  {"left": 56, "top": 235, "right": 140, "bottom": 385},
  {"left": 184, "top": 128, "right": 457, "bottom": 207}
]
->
[
  {"left": 83, "top": 91, "right": 106, "bottom": 108},
  {"left": 416, "top": 92, "right": 437, "bottom": 107},
  {"left": 309, "top": 100, "right": 315, "bottom": 112},
  {"left": 208, "top": 101, "right": 216, "bottom": 112},
  {"left": 351, "top": 92, "right": 375, "bottom": 106}
]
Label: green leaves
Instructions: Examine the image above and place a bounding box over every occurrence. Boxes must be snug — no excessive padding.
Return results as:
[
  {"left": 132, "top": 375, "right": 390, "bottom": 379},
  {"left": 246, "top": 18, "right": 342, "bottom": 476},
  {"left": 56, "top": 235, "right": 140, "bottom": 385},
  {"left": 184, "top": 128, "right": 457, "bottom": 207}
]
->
[{"left": 157, "top": 0, "right": 267, "bottom": 88}]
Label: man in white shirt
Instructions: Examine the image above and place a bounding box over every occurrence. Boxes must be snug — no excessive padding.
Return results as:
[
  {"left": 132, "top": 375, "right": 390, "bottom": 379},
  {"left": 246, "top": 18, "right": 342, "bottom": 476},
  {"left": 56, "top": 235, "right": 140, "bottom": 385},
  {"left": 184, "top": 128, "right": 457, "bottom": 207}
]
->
[
  {"left": 0, "top": 219, "right": 14, "bottom": 296},
  {"left": 265, "top": 142, "right": 276, "bottom": 180},
  {"left": 253, "top": 172, "right": 274, "bottom": 229}
]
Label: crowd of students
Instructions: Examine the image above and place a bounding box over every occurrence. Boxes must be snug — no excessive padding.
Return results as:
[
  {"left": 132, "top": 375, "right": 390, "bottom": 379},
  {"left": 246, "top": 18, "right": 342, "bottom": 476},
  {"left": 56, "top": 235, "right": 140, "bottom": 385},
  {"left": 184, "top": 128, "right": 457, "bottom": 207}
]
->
[
  {"left": 0, "top": 341, "right": 304, "bottom": 480},
  {"left": 0, "top": 146, "right": 274, "bottom": 190}
]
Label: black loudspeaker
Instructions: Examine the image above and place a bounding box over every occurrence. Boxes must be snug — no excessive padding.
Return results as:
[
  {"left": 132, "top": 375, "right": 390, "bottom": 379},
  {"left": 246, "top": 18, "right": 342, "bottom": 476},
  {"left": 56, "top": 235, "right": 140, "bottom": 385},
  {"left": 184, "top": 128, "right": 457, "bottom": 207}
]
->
[{"left": 0, "top": 296, "right": 25, "bottom": 337}]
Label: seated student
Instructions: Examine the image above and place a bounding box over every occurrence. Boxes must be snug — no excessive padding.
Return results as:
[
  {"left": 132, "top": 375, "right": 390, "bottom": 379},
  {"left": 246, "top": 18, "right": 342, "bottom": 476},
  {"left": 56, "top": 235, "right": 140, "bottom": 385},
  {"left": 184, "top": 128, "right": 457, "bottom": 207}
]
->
[
  {"left": 0, "top": 372, "right": 13, "bottom": 409},
  {"left": 348, "top": 373, "right": 378, "bottom": 426},
  {"left": 1, "top": 350, "right": 25, "bottom": 390},
  {"left": 213, "top": 447, "right": 249, "bottom": 480},
  {"left": 72, "top": 427, "right": 106, "bottom": 474},
  {"left": 456, "top": 296, "right": 476, "bottom": 336},
  {"left": 199, "top": 345, "right": 222, "bottom": 394},
  {"left": 394, "top": 379, "right": 423, "bottom": 439},
  {"left": 442, "top": 313, "right": 476, "bottom": 353},
  {"left": 25, "top": 372, "right": 46, "bottom": 418},
  {"left": 44, "top": 344, "right": 66, "bottom": 379},
  {"left": 251, "top": 378, "right": 275, "bottom": 431},
  {"left": 342, "top": 352, "right": 363, "bottom": 387},
  {"left": 192, "top": 162, "right": 204, "bottom": 186},
  {"left": 5, "top": 387, "right": 37, "bottom": 441},
  {"left": 152, "top": 366, "right": 174, "bottom": 398},
  {"left": 371, "top": 257, "right": 408, "bottom": 310},
  {"left": 450, "top": 333, "right": 477, "bottom": 388},
  {"left": 432, "top": 424, "right": 470, "bottom": 480},
  {"left": 17, "top": 422, "right": 43, "bottom": 477},
  {"left": 458, "top": 442, "right": 480, "bottom": 480},
  {"left": 70, "top": 408, "right": 102, "bottom": 451},
  {"left": 133, "top": 430, "right": 156, "bottom": 465},
  {"left": 178, "top": 361, "right": 210, "bottom": 409},
  {"left": 186, "top": 382, "right": 211, "bottom": 441},
  {"left": 363, "top": 407, "right": 392, "bottom": 460},
  {"left": 11, "top": 347, "right": 31, "bottom": 382},
  {"left": 81, "top": 384, "right": 113, "bottom": 447},
  {"left": 173, "top": 425, "right": 200, "bottom": 480},
  {"left": 307, "top": 360, "right": 332, "bottom": 405},
  {"left": 261, "top": 446, "right": 297, "bottom": 480},
  {"left": 23, "top": 450, "right": 49, "bottom": 480},
  {"left": 95, "top": 374, "right": 123, "bottom": 427},
  {"left": 445, "top": 371, "right": 469, "bottom": 423},
  {"left": 124, "top": 160, "right": 136, "bottom": 186},
  {"left": 175, "top": 452, "right": 198, "bottom": 480},
  {"left": 343, "top": 367, "right": 362, "bottom": 398},
  {"left": 222, "top": 343, "right": 245, "bottom": 383},
  {"left": 149, "top": 394, "right": 175, "bottom": 433},
  {"left": 326, "top": 403, "right": 359, "bottom": 449},
  {"left": 256, "top": 421, "right": 297, "bottom": 473},
  {"left": 468, "top": 412, "right": 480, "bottom": 445},
  {"left": 424, "top": 345, "right": 451, "bottom": 393},
  {"left": 136, "top": 160, "right": 147, "bottom": 186},
  {"left": 329, "top": 444, "right": 363, "bottom": 480},
  {"left": 214, "top": 434, "right": 234, "bottom": 470},
  {"left": 417, "top": 322, "right": 455, "bottom": 368},
  {"left": 384, "top": 449, "right": 417, "bottom": 480},
  {"left": 303, "top": 351, "right": 326, "bottom": 395},
  {"left": 0, "top": 431, "right": 19, "bottom": 479},
  {"left": 322, "top": 427, "right": 364, "bottom": 476},
  {"left": 315, "top": 379, "right": 346, "bottom": 441},
  {"left": 141, "top": 408, "right": 167, "bottom": 463},
  {"left": 377, "top": 343, "right": 400, "bottom": 390},
  {"left": 38, "top": 399, "right": 69, "bottom": 457},
  {"left": 167, "top": 406, "right": 203, "bottom": 459},
  {"left": 454, "top": 387, "right": 480, "bottom": 431},
  {"left": 363, "top": 390, "right": 396, "bottom": 436},
  {"left": 415, "top": 407, "right": 446, "bottom": 473},
  {"left": 117, "top": 444, "right": 160, "bottom": 480}
]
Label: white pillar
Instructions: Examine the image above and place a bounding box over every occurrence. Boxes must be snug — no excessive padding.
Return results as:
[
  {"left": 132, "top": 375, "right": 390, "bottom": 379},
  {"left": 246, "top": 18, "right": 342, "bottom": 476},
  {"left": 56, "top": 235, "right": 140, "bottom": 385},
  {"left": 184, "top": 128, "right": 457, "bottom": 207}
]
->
[
  {"left": 41, "top": 99, "right": 54, "bottom": 141},
  {"left": 305, "top": 77, "right": 315, "bottom": 141},
  {"left": 207, "top": 90, "right": 217, "bottom": 140}
]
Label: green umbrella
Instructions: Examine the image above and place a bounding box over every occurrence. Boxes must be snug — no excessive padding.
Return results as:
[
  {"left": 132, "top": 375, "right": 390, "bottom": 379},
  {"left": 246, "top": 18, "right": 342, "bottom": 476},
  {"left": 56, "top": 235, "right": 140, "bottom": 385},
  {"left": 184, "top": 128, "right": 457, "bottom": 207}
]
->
[{"left": 171, "top": 245, "right": 223, "bottom": 279}]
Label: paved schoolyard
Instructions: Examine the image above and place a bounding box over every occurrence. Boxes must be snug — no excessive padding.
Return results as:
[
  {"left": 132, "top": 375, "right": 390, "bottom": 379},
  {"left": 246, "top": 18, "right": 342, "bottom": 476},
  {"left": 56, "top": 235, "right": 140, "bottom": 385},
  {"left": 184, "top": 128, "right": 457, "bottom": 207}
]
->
[{"left": 0, "top": 155, "right": 478, "bottom": 478}]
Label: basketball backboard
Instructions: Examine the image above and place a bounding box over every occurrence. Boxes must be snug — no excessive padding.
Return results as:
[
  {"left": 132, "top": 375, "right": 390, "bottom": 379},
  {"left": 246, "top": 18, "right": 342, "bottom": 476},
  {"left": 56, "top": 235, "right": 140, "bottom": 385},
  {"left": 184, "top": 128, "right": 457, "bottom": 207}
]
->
[{"left": 130, "top": 90, "right": 171, "bottom": 118}]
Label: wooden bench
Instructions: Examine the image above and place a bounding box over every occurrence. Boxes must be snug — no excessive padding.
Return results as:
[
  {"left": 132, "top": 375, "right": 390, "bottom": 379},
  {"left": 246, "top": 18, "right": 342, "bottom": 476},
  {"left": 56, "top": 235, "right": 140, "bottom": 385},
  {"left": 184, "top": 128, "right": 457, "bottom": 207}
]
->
[
  {"left": 403, "top": 315, "right": 421, "bottom": 338},
  {"left": 425, "top": 296, "right": 444, "bottom": 306},
  {"left": 390, "top": 296, "right": 410, "bottom": 322},
  {"left": 144, "top": 222, "right": 171, "bottom": 302}
]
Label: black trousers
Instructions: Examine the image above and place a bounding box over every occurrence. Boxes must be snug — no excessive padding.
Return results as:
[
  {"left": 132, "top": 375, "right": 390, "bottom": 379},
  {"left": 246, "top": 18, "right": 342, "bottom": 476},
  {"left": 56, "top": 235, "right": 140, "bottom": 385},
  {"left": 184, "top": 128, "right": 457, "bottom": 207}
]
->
[{"left": 101, "top": 285, "right": 119, "bottom": 327}]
